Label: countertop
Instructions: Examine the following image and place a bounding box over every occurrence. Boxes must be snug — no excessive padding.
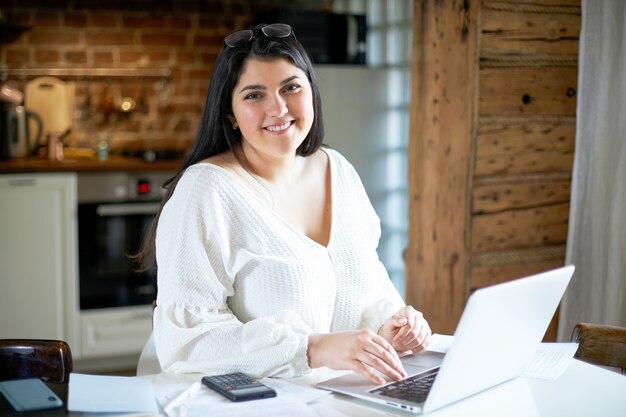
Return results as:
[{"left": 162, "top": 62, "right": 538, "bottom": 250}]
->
[{"left": 0, "top": 155, "right": 182, "bottom": 173}]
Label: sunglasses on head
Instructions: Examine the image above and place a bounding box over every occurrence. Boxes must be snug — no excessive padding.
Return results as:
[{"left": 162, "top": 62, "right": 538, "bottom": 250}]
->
[{"left": 224, "top": 23, "right": 293, "bottom": 48}]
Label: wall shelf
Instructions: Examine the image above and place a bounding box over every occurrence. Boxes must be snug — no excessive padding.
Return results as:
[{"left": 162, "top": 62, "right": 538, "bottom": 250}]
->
[{"left": 1, "top": 67, "right": 171, "bottom": 81}]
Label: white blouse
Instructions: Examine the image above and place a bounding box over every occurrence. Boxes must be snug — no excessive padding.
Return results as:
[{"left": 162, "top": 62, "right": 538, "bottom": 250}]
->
[{"left": 154, "top": 147, "right": 405, "bottom": 377}]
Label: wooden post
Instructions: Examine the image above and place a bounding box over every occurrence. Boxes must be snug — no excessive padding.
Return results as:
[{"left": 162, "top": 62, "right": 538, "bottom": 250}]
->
[{"left": 406, "top": 0, "right": 478, "bottom": 334}]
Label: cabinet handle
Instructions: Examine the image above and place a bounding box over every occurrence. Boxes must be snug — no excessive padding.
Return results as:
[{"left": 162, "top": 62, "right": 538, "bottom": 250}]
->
[
  {"left": 96, "top": 203, "right": 160, "bottom": 216},
  {"left": 8, "top": 178, "right": 36, "bottom": 187}
]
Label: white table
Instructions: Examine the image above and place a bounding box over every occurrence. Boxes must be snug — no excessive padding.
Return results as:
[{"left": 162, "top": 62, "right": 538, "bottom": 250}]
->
[
  {"left": 310, "top": 359, "right": 626, "bottom": 416},
  {"left": 150, "top": 359, "right": 626, "bottom": 417}
]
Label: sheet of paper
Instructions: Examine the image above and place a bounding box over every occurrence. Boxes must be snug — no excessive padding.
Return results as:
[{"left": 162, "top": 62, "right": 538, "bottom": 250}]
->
[
  {"left": 178, "top": 394, "right": 319, "bottom": 417},
  {"left": 425, "top": 333, "right": 454, "bottom": 353},
  {"left": 523, "top": 343, "right": 579, "bottom": 380},
  {"left": 262, "top": 377, "right": 331, "bottom": 404},
  {"left": 68, "top": 373, "right": 158, "bottom": 414}
]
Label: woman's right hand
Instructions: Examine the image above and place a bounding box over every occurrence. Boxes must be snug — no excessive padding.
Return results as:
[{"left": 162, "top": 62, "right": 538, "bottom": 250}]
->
[{"left": 307, "top": 330, "right": 407, "bottom": 384}]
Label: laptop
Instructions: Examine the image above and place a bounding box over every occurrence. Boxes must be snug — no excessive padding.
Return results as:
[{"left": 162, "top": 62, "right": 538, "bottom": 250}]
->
[{"left": 317, "top": 265, "right": 575, "bottom": 413}]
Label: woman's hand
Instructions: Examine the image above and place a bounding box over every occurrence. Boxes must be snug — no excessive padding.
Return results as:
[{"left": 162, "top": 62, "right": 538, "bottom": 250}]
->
[
  {"left": 378, "top": 306, "right": 431, "bottom": 354},
  {"left": 307, "top": 330, "right": 408, "bottom": 384}
]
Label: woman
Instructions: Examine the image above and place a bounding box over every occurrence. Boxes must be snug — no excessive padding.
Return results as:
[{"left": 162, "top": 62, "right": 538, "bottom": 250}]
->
[{"left": 139, "top": 23, "right": 431, "bottom": 385}]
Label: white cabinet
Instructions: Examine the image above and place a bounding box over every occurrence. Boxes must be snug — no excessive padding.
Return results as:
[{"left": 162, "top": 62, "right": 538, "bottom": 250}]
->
[{"left": 0, "top": 173, "right": 78, "bottom": 353}]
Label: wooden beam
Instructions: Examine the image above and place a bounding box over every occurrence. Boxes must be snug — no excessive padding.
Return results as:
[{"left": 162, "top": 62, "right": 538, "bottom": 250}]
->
[{"left": 406, "top": 0, "right": 478, "bottom": 335}]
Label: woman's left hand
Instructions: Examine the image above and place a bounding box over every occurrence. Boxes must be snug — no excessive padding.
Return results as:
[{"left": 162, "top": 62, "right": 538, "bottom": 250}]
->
[{"left": 378, "top": 306, "right": 431, "bottom": 353}]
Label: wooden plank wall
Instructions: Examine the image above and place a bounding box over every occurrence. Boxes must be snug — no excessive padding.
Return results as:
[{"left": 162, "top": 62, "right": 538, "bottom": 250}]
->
[
  {"left": 473, "top": 0, "right": 580, "bottom": 340},
  {"left": 407, "top": 0, "right": 580, "bottom": 339}
]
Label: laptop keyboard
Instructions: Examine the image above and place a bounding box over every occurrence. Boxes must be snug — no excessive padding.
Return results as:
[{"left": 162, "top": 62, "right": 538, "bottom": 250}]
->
[{"left": 370, "top": 368, "right": 440, "bottom": 404}]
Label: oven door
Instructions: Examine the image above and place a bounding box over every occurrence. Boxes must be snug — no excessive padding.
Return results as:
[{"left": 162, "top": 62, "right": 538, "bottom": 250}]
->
[{"left": 78, "top": 201, "right": 159, "bottom": 310}]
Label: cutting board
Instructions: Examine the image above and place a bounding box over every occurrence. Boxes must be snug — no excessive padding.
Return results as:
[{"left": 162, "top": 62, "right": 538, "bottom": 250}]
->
[{"left": 24, "top": 76, "right": 73, "bottom": 145}]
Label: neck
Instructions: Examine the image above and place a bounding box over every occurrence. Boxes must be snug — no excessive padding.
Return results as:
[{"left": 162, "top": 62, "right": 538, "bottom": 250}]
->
[{"left": 237, "top": 143, "right": 300, "bottom": 186}]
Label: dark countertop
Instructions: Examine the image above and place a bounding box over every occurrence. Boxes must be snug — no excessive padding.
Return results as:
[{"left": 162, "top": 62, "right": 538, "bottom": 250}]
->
[{"left": 0, "top": 156, "right": 182, "bottom": 173}]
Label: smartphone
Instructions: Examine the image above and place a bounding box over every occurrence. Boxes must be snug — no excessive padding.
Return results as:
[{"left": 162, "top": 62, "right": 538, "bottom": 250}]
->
[
  {"left": 201, "top": 372, "right": 277, "bottom": 402},
  {"left": 0, "top": 378, "right": 63, "bottom": 412}
]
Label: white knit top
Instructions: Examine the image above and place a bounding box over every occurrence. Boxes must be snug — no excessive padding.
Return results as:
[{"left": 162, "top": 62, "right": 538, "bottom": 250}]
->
[{"left": 153, "top": 147, "right": 405, "bottom": 377}]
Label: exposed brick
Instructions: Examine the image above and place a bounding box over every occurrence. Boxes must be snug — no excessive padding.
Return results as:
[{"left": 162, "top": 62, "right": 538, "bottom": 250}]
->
[
  {"left": 29, "top": 30, "right": 80, "bottom": 46},
  {"left": 123, "top": 15, "right": 165, "bottom": 29},
  {"left": 64, "top": 12, "right": 88, "bottom": 27},
  {"left": 90, "top": 13, "right": 119, "bottom": 28},
  {"left": 197, "top": 17, "right": 227, "bottom": 32},
  {"left": 145, "top": 51, "right": 171, "bottom": 63},
  {"left": 119, "top": 50, "right": 143, "bottom": 63},
  {"left": 65, "top": 50, "right": 88, "bottom": 64},
  {"left": 188, "top": 69, "right": 212, "bottom": 81},
  {"left": 201, "top": 51, "right": 219, "bottom": 64},
  {"left": 170, "top": 15, "right": 192, "bottom": 29},
  {"left": 141, "top": 33, "right": 187, "bottom": 47},
  {"left": 35, "top": 49, "right": 61, "bottom": 64},
  {"left": 93, "top": 51, "right": 114, "bottom": 65},
  {"left": 86, "top": 32, "right": 135, "bottom": 46},
  {"left": 176, "top": 51, "right": 196, "bottom": 63},
  {"left": 6, "top": 49, "right": 31, "bottom": 65},
  {"left": 193, "top": 34, "right": 223, "bottom": 48},
  {"left": 33, "top": 10, "right": 61, "bottom": 27}
]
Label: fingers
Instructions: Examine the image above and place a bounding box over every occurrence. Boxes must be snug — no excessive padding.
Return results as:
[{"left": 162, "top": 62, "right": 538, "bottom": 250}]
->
[
  {"left": 391, "top": 308, "right": 432, "bottom": 352},
  {"left": 364, "top": 336, "right": 407, "bottom": 379}
]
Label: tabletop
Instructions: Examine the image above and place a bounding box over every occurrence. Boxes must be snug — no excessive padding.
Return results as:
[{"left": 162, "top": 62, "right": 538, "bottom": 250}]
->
[{"left": 1, "top": 359, "right": 625, "bottom": 417}]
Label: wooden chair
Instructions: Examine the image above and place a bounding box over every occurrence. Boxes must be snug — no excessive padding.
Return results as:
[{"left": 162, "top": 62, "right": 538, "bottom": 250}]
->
[
  {"left": 0, "top": 339, "right": 73, "bottom": 384},
  {"left": 571, "top": 323, "right": 626, "bottom": 374}
]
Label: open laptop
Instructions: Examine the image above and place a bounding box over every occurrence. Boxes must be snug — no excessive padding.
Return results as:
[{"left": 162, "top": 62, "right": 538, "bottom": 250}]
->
[{"left": 317, "top": 265, "right": 575, "bottom": 413}]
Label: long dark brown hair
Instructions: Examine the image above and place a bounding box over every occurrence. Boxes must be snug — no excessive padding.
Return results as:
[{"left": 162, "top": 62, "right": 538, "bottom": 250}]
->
[{"left": 134, "top": 24, "right": 325, "bottom": 272}]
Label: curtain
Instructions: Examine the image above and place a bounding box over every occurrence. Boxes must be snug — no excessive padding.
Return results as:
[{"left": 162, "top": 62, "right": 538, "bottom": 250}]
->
[{"left": 558, "top": 0, "right": 626, "bottom": 341}]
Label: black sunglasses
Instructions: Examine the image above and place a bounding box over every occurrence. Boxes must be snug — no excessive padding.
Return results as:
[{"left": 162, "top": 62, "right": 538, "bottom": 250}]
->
[{"left": 224, "top": 23, "right": 293, "bottom": 48}]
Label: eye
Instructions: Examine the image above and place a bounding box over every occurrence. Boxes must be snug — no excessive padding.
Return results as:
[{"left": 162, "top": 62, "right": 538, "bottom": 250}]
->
[
  {"left": 283, "top": 83, "right": 302, "bottom": 94},
  {"left": 243, "top": 91, "right": 263, "bottom": 100}
]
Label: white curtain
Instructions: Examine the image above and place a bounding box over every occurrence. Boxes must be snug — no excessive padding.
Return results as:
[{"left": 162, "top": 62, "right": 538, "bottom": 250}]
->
[{"left": 558, "top": 0, "right": 626, "bottom": 341}]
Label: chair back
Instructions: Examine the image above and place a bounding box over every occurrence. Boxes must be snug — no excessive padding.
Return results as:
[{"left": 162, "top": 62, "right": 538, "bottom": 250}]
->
[
  {"left": 0, "top": 339, "right": 73, "bottom": 384},
  {"left": 571, "top": 323, "right": 626, "bottom": 374}
]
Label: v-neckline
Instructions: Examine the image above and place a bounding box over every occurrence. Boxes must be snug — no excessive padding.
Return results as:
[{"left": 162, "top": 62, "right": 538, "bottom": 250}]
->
[{"left": 196, "top": 148, "right": 335, "bottom": 250}]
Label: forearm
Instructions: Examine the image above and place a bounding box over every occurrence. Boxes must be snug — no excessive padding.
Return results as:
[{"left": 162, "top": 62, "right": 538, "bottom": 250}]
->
[{"left": 154, "top": 305, "right": 312, "bottom": 378}]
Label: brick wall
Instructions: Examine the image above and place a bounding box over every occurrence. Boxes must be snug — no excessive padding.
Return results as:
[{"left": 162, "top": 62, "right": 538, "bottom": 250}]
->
[{"left": 0, "top": 1, "right": 297, "bottom": 154}]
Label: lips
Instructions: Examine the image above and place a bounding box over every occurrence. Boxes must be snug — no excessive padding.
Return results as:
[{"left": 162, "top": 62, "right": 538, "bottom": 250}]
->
[{"left": 264, "top": 120, "right": 293, "bottom": 133}]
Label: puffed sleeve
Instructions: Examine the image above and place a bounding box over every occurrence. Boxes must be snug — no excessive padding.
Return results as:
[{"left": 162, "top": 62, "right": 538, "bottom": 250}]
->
[
  {"left": 153, "top": 167, "right": 312, "bottom": 377},
  {"left": 359, "top": 260, "right": 406, "bottom": 332}
]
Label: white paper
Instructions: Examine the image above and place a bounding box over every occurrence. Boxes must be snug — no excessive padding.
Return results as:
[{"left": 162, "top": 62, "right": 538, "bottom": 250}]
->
[
  {"left": 178, "top": 394, "right": 319, "bottom": 417},
  {"left": 523, "top": 343, "right": 579, "bottom": 380},
  {"left": 425, "top": 333, "right": 454, "bottom": 353},
  {"left": 68, "top": 373, "right": 158, "bottom": 414},
  {"left": 262, "top": 377, "right": 331, "bottom": 404}
]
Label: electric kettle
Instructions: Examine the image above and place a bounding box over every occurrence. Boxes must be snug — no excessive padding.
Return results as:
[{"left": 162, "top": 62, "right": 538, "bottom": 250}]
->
[{"left": 0, "top": 105, "right": 43, "bottom": 159}]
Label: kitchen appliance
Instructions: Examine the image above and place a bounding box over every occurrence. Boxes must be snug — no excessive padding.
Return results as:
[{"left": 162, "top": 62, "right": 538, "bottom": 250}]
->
[
  {"left": 0, "top": 105, "right": 43, "bottom": 158},
  {"left": 256, "top": 11, "right": 367, "bottom": 65},
  {"left": 76, "top": 171, "right": 173, "bottom": 310}
]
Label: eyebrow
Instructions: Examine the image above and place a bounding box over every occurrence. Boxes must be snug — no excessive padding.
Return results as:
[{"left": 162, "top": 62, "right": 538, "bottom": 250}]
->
[{"left": 238, "top": 75, "right": 301, "bottom": 93}]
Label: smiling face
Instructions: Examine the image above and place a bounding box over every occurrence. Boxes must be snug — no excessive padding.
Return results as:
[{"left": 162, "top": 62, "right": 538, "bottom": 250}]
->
[{"left": 229, "top": 57, "right": 315, "bottom": 161}]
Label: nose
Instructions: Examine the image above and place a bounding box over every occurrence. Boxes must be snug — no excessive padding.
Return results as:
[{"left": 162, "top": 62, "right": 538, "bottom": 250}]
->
[{"left": 265, "top": 93, "right": 287, "bottom": 117}]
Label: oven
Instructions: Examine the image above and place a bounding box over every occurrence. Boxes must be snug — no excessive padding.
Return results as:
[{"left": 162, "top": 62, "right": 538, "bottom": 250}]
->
[
  {"left": 77, "top": 172, "right": 172, "bottom": 310},
  {"left": 75, "top": 171, "right": 174, "bottom": 363}
]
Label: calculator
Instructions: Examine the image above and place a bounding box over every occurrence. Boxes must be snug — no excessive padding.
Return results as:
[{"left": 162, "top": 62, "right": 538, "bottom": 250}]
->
[{"left": 201, "top": 372, "right": 277, "bottom": 402}]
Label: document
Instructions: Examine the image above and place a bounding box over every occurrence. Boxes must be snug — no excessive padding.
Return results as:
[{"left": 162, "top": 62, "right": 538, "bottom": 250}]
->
[
  {"left": 68, "top": 373, "right": 158, "bottom": 414},
  {"left": 523, "top": 342, "right": 579, "bottom": 380},
  {"left": 424, "top": 335, "right": 577, "bottom": 380}
]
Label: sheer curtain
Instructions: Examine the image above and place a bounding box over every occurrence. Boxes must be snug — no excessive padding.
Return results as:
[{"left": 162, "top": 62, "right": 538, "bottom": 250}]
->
[{"left": 558, "top": 0, "right": 626, "bottom": 340}]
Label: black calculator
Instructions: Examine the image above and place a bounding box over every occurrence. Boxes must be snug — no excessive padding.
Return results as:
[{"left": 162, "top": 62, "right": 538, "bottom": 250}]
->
[{"left": 201, "top": 372, "right": 277, "bottom": 402}]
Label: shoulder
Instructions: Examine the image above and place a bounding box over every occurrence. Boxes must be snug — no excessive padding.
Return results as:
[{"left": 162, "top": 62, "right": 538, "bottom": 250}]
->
[{"left": 320, "top": 146, "right": 362, "bottom": 184}]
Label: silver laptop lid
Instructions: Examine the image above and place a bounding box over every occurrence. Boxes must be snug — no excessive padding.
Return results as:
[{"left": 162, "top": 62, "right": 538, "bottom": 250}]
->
[{"left": 423, "top": 265, "right": 574, "bottom": 412}]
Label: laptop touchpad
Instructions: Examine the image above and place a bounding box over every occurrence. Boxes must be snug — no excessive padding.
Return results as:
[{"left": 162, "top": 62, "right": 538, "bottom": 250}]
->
[{"left": 401, "top": 350, "right": 445, "bottom": 369}]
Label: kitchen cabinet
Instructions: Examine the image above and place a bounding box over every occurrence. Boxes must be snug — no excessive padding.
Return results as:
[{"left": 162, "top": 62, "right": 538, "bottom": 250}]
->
[{"left": 0, "top": 173, "right": 78, "bottom": 352}]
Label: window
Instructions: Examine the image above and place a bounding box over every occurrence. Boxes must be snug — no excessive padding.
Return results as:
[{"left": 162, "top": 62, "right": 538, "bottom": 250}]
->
[{"left": 333, "top": 0, "right": 412, "bottom": 297}]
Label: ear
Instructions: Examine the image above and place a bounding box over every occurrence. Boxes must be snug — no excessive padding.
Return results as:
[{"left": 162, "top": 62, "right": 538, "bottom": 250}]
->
[{"left": 227, "top": 114, "right": 238, "bottom": 129}]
